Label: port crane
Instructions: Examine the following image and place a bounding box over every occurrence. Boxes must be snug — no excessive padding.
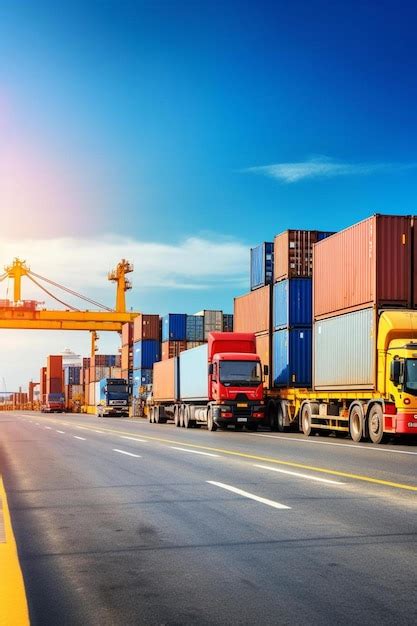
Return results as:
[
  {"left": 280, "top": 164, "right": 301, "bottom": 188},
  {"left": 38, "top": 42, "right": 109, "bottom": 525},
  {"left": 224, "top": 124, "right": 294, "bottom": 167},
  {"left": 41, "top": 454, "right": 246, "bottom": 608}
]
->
[{"left": 0, "top": 258, "right": 138, "bottom": 341}]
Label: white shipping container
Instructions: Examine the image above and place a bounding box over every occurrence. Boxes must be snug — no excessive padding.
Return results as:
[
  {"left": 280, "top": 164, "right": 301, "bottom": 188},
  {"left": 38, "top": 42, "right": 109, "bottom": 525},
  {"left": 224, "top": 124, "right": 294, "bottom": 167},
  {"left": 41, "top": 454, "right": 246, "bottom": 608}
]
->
[{"left": 314, "top": 308, "right": 376, "bottom": 390}]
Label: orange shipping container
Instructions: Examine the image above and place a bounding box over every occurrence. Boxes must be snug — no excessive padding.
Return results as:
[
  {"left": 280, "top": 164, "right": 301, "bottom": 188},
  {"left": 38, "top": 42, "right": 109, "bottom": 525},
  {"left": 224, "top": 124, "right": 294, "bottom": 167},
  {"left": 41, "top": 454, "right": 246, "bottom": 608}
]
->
[
  {"left": 234, "top": 285, "right": 272, "bottom": 334},
  {"left": 162, "top": 341, "right": 187, "bottom": 361},
  {"left": 314, "top": 215, "right": 412, "bottom": 320},
  {"left": 122, "top": 322, "right": 133, "bottom": 346},
  {"left": 47, "top": 355, "right": 63, "bottom": 379},
  {"left": 153, "top": 359, "right": 178, "bottom": 402},
  {"left": 121, "top": 345, "right": 133, "bottom": 371},
  {"left": 255, "top": 332, "right": 271, "bottom": 389},
  {"left": 133, "top": 314, "right": 160, "bottom": 342},
  {"left": 39, "top": 367, "right": 47, "bottom": 396},
  {"left": 274, "top": 230, "right": 318, "bottom": 282}
]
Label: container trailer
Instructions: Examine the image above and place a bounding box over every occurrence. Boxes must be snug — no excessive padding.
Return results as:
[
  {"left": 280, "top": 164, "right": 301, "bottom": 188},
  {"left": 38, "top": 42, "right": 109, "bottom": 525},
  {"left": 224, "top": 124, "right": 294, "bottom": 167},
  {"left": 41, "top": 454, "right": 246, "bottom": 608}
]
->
[
  {"left": 149, "top": 332, "right": 266, "bottom": 430},
  {"left": 96, "top": 378, "right": 130, "bottom": 417}
]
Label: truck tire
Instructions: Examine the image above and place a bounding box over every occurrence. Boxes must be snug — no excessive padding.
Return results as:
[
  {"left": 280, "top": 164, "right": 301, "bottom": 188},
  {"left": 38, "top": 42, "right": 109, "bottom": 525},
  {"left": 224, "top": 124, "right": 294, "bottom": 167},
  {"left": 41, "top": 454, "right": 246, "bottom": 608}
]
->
[
  {"left": 154, "top": 406, "right": 160, "bottom": 424},
  {"left": 174, "top": 406, "right": 181, "bottom": 427},
  {"left": 183, "top": 406, "right": 191, "bottom": 429},
  {"left": 149, "top": 407, "right": 154, "bottom": 423},
  {"left": 368, "top": 404, "right": 386, "bottom": 444},
  {"left": 301, "top": 402, "right": 314, "bottom": 436},
  {"left": 179, "top": 405, "right": 185, "bottom": 428},
  {"left": 349, "top": 404, "right": 365, "bottom": 442},
  {"left": 207, "top": 409, "right": 217, "bottom": 432},
  {"left": 268, "top": 403, "right": 278, "bottom": 431},
  {"left": 276, "top": 404, "right": 288, "bottom": 433}
]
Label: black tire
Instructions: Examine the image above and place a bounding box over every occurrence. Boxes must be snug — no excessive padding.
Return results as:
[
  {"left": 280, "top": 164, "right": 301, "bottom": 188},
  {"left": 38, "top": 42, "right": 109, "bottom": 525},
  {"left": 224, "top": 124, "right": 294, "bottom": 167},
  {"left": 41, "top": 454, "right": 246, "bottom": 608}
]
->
[
  {"left": 268, "top": 404, "right": 278, "bottom": 431},
  {"left": 276, "top": 405, "right": 288, "bottom": 433},
  {"left": 368, "top": 404, "right": 386, "bottom": 444},
  {"left": 349, "top": 404, "right": 365, "bottom": 442},
  {"left": 154, "top": 406, "right": 160, "bottom": 424},
  {"left": 179, "top": 405, "right": 185, "bottom": 428},
  {"left": 207, "top": 409, "right": 217, "bottom": 432},
  {"left": 301, "top": 403, "right": 314, "bottom": 436}
]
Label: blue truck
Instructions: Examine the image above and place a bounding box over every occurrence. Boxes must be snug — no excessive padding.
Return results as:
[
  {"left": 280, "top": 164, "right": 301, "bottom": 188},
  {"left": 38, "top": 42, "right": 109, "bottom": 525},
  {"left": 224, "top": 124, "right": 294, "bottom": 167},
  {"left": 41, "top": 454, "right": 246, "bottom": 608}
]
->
[{"left": 95, "top": 378, "right": 130, "bottom": 417}]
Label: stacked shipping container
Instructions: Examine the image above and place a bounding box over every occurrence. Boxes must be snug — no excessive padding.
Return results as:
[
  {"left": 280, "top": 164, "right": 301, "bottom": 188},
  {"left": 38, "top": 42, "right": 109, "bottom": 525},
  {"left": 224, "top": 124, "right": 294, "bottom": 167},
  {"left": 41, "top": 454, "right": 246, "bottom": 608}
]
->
[
  {"left": 133, "top": 314, "right": 161, "bottom": 396},
  {"left": 313, "top": 215, "right": 413, "bottom": 390}
]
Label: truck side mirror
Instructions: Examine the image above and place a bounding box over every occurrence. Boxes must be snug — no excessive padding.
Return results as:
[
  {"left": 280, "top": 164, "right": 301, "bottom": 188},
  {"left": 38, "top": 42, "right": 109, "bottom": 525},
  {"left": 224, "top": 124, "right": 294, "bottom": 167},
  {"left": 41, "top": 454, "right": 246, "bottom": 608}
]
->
[
  {"left": 208, "top": 364, "right": 213, "bottom": 376},
  {"left": 263, "top": 365, "right": 269, "bottom": 376},
  {"left": 390, "top": 360, "right": 402, "bottom": 386}
]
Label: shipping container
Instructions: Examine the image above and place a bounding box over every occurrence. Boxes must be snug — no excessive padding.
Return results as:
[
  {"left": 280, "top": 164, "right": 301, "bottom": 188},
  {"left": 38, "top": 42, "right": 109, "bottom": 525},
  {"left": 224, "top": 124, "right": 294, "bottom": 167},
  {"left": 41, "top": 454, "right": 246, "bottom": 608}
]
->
[
  {"left": 89, "top": 366, "right": 121, "bottom": 383},
  {"left": 122, "top": 322, "right": 134, "bottom": 346},
  {"left": 82, "top": 357, "right": 90, "bottom": 369},
  {"left": 255, "top": 332, "right": 271, "bottom": 389},
  {"left": 133, "top": 369, "right": 153, "bottom": 393},
  {"left": 273, "top": 328, "right": 312, "bottom": 387},
  {"left": 194, "top": 310, "right": 223, "bottom": 340},
  {"left": 317, "top": 231, "right": 336, "bottom": 241},
  {"left": 133, "top": 340, "right": 161, "bottom": 370},
  {"left": 153, "top": 358, "right": 179, "bottom": 402},
  {"left": 274, "top": 230, "right": 318, "bottom": 281},
  {"left": 121, "top": 368, "right": 133, "bottom": 384},
  {"left": 222, "top": 314, "right": 234, "bottom": 332},
  {"left": 314, "top": 215, "right": 412, "bottom": 319},
  {"left": 273, "top": 278, "right": 312, "bottom": 329},
  {"left": 250, "top": 242, "right": 274, "bottom": 290},
  {"left": 47, "top": 355, "right": 63, "bottom": 379},
  {"left": 186, "top": 314, "right": 204, "bottom": 342},
  {"left": 314, "top": 308, "right": 375, "bottom": 390},
  {"left": 92, "top": 355, "right": 121, "bottom": 367},
  {"left": 47, "top": 377, "right": 63, "bottom": 394},
  {"left": 186, "top": 341, "right": 205, "bottom": 350},
  {"left": 121, "top": 345, "right": 133, "bottom": 372},
  {"left": 179, "top": 344, "right": 209, "bottom": 401},
  {"left": 162, "top": 313, "right": 187, "bottom": 342},
  {"left": 161, "top": 340, "right": 187, "bottom": 361},
  {"left": 64, "top": 366, "right": 81, "bottom": 385},
  {"left": 39, "top": 367, "right": 47, "bottom": 397},
  {"left": 234, "top": 285, "right": 272, "bottom": 334},
  {"left": 133, "top": 314, "right": 160, "bottom": 342},
  {"left": 250, "top": 241, "right": 274, "bottom": 290},
  {"left": 88, "top": 382, "right": 96, "bottom": 406}
]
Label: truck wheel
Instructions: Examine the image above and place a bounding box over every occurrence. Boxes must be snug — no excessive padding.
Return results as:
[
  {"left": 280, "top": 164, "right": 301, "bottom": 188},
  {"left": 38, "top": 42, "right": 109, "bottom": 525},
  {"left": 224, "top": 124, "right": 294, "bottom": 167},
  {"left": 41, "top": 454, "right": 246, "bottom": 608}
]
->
[
  {"left": 368, "top": 404, "right": 386, "bottom": 444},
  {"left": 183, "top": 406, "right": 191, "bottom": 429},
  {"left": 207, "top": 409, "right": 217, "bottom": 432},
  {"left": 349, "top": 404, "right": 365, "bottom": 442},
  {"left": 277, "top": 405, "right": 288, "bottom": 433},
  {"left": 301, "top": 403, "right": 314, "bottom": 436},
  {"left": 154, "top": 406, "right": 160, "bottom": 424},
  {"left": 179, "top": 406, "right": 185, "bottom": 428},
  {"left": 268, "top": 404, "right": 278, "bottom": 431},
  {"left": 174, "top": 406, "right": 180, "bottom": 427}
]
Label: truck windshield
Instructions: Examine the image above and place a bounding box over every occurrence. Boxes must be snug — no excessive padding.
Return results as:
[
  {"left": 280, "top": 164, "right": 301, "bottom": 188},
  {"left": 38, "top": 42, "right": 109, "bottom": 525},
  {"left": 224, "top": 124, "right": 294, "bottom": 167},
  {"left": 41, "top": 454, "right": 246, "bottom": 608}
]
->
[
  {"left": 404, "top": 359, "right": 417, "bottom": 395},
  {"left": 219, "top": 361, "right": 262, "bottom": 387},
  {"left": 107, "top": 385, "right": 128, "bottom": 394}
]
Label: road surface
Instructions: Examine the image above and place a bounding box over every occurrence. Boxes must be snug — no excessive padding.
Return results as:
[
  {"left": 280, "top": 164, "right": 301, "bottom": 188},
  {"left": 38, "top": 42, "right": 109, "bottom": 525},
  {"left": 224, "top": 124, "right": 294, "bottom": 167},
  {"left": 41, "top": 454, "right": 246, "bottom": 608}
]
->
[{"left": 1, "top": 411, "right": 417, "bottom": 625}]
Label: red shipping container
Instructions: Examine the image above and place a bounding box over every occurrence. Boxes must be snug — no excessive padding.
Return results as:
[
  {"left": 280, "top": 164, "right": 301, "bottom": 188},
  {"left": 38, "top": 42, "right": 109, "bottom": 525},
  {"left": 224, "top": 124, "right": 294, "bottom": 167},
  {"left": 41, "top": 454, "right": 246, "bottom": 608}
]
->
[
  {"left": 274, "top": 230, "right": 318, "bottom": 282},
  {"left": 234, "top": 285, "right": 272, "bottom": 334},
  {"left": 39, "top": 367, "right": 47, "bottom": 397},
  {"left": 122, "top": 322, "right": 133, "bottom": 346},
  {"left": 161, "top": 340, "right": 187, "bottom": 361},
  {"left": 47, "top": 355, "right": 63, "bottom": 379},
  {"left": 47, "top": 377, "right": 63, "bottom": 394},
  {"left": 133, "top": 314, "right": 161, "bottom": 342},
  {"left": 314, "top": 215, "right": 412, "bottom": 320}
]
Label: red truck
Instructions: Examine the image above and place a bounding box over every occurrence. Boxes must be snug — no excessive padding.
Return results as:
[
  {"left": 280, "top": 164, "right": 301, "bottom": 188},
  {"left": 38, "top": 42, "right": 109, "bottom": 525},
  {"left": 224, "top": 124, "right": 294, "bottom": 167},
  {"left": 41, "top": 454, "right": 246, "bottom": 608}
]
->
[{"left": 149, "top": 332, "right": 267, "bottom": 430}]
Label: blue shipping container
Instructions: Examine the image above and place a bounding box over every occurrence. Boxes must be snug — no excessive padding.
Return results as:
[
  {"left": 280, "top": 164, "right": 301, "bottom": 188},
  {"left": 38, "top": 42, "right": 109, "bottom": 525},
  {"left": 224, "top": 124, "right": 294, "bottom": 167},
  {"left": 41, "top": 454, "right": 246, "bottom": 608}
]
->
[
  {"left": 132, "top": 370, "right": 153, "bottom": 397},
  {"left": 64, "top": 366, "right": 81, "bottom": 385},
  {"left": 133, "top": 340, "right": 161, "bottom": 370},
  {"left": 250, "top": 242, "right": 274, "bottom": 291},
  {"left": 179, "top": 344, "right": 209, "bottom": 401},
  {"left": 186, "top": 315, "right": 204, "bottom": 341},
  {"left": 317, "top": 231, "right": 336, "bottom": 241},
  {"left": 273, "top": 328, "right": 312, "bottom": 387},
  {"left": 273, "top": 278, "right": 312, "bottom": 329},
  {"left": 162, "top": 313, "right": 187, "bottom": 342}
]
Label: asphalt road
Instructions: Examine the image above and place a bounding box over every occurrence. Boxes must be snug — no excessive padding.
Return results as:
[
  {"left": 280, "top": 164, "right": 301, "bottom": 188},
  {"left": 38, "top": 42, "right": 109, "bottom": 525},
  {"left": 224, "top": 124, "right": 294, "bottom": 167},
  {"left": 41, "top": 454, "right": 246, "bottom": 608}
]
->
[{"left": 1, "top": 411, "right": 417, "bottom": 625}]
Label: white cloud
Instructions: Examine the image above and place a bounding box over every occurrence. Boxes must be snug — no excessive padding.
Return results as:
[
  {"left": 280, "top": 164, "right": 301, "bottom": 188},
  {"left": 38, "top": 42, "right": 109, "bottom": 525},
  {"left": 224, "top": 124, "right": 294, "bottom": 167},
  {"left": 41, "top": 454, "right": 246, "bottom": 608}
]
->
[
  {"left": 246, "top": 155, "right": 417, "bottom": 183},
  {"left": 0, "top": 234, "right": 249, "bottom": 309}
]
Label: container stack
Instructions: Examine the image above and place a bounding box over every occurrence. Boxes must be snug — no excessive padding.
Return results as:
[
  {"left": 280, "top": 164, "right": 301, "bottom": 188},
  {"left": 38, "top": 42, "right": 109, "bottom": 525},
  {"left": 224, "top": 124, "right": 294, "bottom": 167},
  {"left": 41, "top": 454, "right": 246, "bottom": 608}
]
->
[
  {"left": 222, "top": 314, "right": 234, "bottom": 332},
  {"left": 250, "top": 242, "right": 274, "bottom": 291},
  {"left": 313, "top": 215, "right": 413, "bottom": 390},
  {"left": 162, "top": 314, "right": 187, "bottom": 360},
  {"left": 88, "top": 355, "right": 121, "bottom": 406},
  {"left": 46, "top": 355, "right": 63, "bottom": 396},
  {"left": 194, "top": 310, "right": 224, "bottom": 340},
  {"left": 39, "top": 367, "right": 47, "bottom": 404},
  {"left": 121, "top": 322, "right": 134, "bottom": 386},
  {"left": 133, "top": 314, "right": 161, "bottom": 396},
  {"left": 271, "top": 230, "right": 334, "bottom": 387},
  {"left": 186, "top": 314, "right": 204, "bottom": 349},
  {"left": 64, "top": 366, "right": 83, "bottom": 410}
]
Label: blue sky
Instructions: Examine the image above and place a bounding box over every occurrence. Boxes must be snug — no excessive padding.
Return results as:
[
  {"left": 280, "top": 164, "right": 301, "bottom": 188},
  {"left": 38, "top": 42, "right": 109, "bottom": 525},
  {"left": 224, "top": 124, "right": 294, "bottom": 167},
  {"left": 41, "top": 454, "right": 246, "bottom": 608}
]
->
[{"left": 1, "top": 0, "right": 417, "bottom": 387}]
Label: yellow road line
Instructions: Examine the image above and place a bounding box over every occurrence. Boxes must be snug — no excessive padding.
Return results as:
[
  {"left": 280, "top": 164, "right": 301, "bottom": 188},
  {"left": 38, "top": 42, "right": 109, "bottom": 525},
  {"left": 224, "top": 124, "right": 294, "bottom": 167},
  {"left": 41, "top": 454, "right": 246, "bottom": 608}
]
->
[
  {"left": 0, "top": 476, "right": 30, "bottom": 626},
  {"left": 43, "top": 418, "right": 417, "bottom": 494}
]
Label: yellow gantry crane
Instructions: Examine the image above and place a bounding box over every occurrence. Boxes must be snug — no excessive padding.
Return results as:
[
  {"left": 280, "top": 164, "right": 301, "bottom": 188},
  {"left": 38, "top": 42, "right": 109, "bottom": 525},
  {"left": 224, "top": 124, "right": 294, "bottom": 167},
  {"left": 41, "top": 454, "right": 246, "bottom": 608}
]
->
[{"left": 0, "top": 258, "right": 138, "bottom": 334}]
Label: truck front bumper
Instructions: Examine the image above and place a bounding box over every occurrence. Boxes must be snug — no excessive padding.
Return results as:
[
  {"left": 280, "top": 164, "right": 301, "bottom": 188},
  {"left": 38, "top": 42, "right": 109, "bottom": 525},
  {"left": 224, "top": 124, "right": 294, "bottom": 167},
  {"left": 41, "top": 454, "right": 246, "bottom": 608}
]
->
[
  {"left": 212, "top": 404, "right": 264, "bottom": 427},
  {"left": 388, "top": 412, "right": 417, "bottom": 434}
]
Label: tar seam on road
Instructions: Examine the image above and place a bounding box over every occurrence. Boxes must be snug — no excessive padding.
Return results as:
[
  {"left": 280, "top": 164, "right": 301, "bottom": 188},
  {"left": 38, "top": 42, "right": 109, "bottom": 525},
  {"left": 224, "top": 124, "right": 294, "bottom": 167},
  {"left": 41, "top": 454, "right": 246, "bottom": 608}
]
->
[{"left": 207, "top": 481, "right": 291, "bottom": 510}]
